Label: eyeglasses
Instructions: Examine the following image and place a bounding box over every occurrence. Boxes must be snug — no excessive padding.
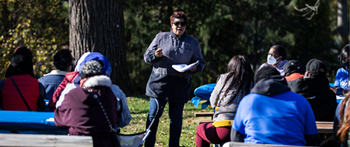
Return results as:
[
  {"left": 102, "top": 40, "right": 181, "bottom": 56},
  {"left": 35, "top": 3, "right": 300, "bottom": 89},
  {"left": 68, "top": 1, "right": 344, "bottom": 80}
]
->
[{"left": 173, "top": 21, "right": 186, "bottom": 27}]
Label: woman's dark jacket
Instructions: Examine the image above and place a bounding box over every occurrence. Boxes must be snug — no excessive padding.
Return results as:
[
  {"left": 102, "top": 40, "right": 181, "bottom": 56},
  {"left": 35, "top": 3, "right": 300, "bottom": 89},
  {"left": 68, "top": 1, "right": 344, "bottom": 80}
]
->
[{"left": 143, "top": 31, "right": 205, "bottom": 103}]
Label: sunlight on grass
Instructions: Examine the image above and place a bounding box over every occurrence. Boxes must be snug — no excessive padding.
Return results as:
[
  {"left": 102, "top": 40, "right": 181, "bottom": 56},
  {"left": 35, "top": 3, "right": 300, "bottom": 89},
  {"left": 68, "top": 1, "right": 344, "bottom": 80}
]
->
[{"left": 121, "top": 96, "right": 213, "bottom": 147}]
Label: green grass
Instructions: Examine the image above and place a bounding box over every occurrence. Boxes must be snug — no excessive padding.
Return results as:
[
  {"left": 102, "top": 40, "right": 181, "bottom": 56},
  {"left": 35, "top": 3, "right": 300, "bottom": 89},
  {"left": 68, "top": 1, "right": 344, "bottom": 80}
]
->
[{"left": 120, "top": 96, "right": 213, "bottom": 147}]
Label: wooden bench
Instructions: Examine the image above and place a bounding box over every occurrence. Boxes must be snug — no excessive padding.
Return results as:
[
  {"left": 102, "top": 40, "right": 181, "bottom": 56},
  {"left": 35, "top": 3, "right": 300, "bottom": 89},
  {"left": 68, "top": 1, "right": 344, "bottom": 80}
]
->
[
  {"left": 194, "top": 112, "right": 214, "bottom": 125},
  {"left": 315, "top": 121, "right": 333, "bottom": 134},
  {"left": 0, "top": 133, "right": 93, "bottom": 147}
]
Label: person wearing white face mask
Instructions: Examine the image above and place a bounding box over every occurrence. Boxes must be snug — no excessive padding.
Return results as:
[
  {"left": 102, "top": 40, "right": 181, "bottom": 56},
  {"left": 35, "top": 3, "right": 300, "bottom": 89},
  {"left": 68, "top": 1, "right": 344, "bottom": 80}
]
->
[{"left": 258, "top": 45, "right": 289, "bottom": 76}]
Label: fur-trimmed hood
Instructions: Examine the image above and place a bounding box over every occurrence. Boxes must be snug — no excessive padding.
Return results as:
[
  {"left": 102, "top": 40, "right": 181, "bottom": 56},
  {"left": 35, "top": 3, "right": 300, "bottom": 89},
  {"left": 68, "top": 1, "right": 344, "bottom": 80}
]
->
[{"left": 82, "top": 75, "right": 112, "bottom": 88}]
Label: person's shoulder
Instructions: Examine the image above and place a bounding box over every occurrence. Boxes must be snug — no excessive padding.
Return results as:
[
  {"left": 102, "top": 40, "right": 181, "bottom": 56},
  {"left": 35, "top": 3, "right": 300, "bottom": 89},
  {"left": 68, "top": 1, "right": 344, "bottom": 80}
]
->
[
  {"left": 66, "top": 86, "right": 87, "bottom": 98},
  {"left": 64, "top": 71, "right": 79, "bottom": 80},
  {"left": 155, "top": 32, "right": 170, "bottom": 37},
  {"left": 240, "top": 93, "right": 261, "bottom": 103},
  {"left": 110, "top": 84, "right": 126, "bottom": 96},
  {"left": 288, "top": 77, "right": 303, "bottom": 84},
  {"left": 336, "top": 67, "right": 348, "bottom": 74},
  {"left": 283, "top": 91, "right": 309, "bottom": 102},
  {"left": 219, "top": 73, "right": 229, "bottom": 78},
  {"left": 38, "top": 74, "right": 63, "bottom": 80},
  {"left": 184, "top": 34, "right": 199, "bottom": 43}
]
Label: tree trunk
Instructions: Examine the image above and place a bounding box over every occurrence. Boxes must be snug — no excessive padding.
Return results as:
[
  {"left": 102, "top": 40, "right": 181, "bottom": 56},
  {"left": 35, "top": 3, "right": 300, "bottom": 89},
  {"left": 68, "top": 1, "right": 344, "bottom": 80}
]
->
[
  {"left": 337, "top": 0, "right": 349, "bottom": 45},
  {"left": 69, "top": 0, "right": 134, "bottom": 96}
]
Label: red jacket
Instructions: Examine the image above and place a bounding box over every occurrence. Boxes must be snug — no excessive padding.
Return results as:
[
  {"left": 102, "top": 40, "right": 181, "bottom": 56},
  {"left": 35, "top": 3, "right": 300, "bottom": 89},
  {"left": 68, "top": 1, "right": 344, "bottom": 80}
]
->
[
  {"left": 1, "top": 75, "right": 45, "bottom": 111},
  {"left": 285, "top": 73, "right": 305, "bottom": 82},
  {"left": 49, "top": 71, "right": 79, "bottom": 111}
]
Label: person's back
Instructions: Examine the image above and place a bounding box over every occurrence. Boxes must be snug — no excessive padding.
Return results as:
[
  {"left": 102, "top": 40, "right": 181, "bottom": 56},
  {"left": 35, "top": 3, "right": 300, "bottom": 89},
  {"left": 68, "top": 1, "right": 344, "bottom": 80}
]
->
[
  {"left": 54, "top": 60, "right": 117, "bottom": 147},
  {"left": 0, "top": 48, "right": 45, "bottom": 111},
  {"left": 2, "top": 75, "right": 42, "bottom": 111},
  {"left": 288, "top": 59, "right": 336, "bottom": 121},
  {"left": 231, "top": 66, "right": 320, "bottom": 146},
  {"left": 38, "top": 49, "right": 73, "bottom": 101}
]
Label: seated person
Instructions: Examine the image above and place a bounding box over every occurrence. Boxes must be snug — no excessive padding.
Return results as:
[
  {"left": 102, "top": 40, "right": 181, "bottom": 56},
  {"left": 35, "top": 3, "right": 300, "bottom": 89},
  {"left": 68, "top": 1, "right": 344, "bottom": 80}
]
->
[
  {"left": 231, "top": 65, "right": 321, "bottom": 146},
  {"left": 48, "top": 52, "right": 91, "bottom": 111},
  {"left": 0, "top": 47, "right": 45, "bottom": 111},
  {"left": 54, "top": 52, "right": 131, "bottom": 128},
  {"left": 258, "top": 45, "right": 288, "bottom": 76},
  {"left": 55, "top": 60, "right": 118, "bottom": 147},
  {"left": 283, "top": 60, "right": 305, "bottom": 81},
  {"left": 333, "top": 44, "right": 350, "bottom": 94},
  {"left": 288, "top": 59, "right": 337, "bottom": 121},
  {"left": 38, "top": 49, "right": 73, "bottom": 110},
  {"left": 334, "top": 91, "right": 350, "bottom": 146},
  {"left": 196, "top": 55, "right": 254, "bottom": 147}
]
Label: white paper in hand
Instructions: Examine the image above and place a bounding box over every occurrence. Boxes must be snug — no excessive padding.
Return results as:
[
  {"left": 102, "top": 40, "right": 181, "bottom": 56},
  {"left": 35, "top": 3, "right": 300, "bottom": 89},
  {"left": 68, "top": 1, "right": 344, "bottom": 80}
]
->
[{"left": 172, "top": 61, "right": 199, "bottom": 72}]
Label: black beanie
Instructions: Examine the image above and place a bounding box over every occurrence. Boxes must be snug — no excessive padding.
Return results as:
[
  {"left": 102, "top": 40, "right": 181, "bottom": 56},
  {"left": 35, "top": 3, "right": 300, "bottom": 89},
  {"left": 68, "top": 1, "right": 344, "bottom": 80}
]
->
[
  {"left": 283, "top": 60, "right": 305, "bottom": 76},
  {"left": 306, "top": 59, "right": 327, "bottom": 78}
]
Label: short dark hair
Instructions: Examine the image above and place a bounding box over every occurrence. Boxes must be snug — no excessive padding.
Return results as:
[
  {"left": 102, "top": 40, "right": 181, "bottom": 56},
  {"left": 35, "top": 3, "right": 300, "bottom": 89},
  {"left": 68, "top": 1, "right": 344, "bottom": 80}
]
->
[
  {"left": 306, "top": 59, "right": 327, "bottom": 78},
  {"left": 170, "top": 11, "right": 188, "bottom": 26},
  {"left": 255, "top": 65, "right": 280, "bottom": 83},
  {"left": 53, "top": 49, "right": 73, "bottom": 71},
  {"left": 271, "top": 45, "right": 286, "bottom": 60}
]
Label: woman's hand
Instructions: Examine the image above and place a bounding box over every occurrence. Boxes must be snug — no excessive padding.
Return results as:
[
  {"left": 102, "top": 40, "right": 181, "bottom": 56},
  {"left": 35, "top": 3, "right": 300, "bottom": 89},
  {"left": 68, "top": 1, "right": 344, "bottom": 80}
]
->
[
  {"left": 190, "top": 66, "right": 197, "bottom": 72},
  {"left": 330, "top": 87, "right": 337, "bottom": 93},
  {"left": 155, "top": 48, "right": 163, "bottom": 57}
]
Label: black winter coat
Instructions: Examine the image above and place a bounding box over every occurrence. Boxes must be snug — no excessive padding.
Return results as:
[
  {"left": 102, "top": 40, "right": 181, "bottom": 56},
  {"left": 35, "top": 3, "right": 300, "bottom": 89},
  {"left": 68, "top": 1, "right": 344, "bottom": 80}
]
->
[{"left": 288, "top": 77, "right": 337, "bottom": 121}]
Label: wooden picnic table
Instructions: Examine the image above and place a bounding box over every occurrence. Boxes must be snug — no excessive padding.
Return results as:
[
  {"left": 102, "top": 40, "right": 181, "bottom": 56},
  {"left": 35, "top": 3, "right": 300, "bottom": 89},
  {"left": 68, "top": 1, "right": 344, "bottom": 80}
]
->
[
  {"left": 316, "top": 121, "right": 333, "bottom": 134},
  {"left": 194, "top": 112, "right": 334, "bottom": 134}
]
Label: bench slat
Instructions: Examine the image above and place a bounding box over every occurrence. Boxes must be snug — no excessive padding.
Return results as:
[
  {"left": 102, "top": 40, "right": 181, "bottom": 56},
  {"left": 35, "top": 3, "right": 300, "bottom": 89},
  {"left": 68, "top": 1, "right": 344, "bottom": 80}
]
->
[
  {"left": 0, "top": 133, "right": 93, "bottom": 147},
  {"left": 194, "top": 112, "right": 214, "bottom": 117}
]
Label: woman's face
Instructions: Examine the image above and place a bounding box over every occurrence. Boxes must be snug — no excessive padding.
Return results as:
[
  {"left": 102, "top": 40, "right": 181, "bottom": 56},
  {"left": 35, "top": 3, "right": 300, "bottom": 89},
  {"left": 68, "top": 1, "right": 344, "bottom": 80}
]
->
[
  {"left": 171, "top": 18, "right": 186, "bottom": 36},
  {"left": 268, "top": 48, "right": 280, "bottom": 59}
]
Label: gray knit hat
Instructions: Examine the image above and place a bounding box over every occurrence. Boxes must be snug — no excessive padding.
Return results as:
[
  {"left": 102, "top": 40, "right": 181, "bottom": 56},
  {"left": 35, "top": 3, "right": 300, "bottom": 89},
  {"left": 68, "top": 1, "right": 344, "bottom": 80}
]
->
[{"left": 80, "top": 60, "right": 104, "bottom": 79}]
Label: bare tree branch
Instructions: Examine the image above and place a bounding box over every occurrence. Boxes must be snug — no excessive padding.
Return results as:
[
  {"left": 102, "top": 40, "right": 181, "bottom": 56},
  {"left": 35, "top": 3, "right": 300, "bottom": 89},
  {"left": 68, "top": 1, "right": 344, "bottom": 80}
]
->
[{"left": 294, "top": 0, "right": 320, "bottom": 20}]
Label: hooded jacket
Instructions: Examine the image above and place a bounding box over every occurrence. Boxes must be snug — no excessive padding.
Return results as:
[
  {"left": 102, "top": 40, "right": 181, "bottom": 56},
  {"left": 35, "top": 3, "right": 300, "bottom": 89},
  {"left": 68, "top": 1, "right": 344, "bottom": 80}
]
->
[
  {"left": 54, "top": 75, "right": 118, "bottom": 147},
  {"left": 288, "top": 77, "right": 337, "bottom": 121},
  {"left": 231, "top": 76, "right": 321, "bottom": 146},
  {"left": 49, "top": 71, "right": 79, "bottom": 111}
]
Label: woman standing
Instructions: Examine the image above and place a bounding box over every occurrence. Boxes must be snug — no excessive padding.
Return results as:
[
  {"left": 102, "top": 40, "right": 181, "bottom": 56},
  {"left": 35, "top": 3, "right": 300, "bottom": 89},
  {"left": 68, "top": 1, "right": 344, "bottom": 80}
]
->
[
  {"left": 143, "top": 11, "right": 205, "bottom": 147},
  {"left": 196, "top": 55, "right": 254, "bottom": 147}
]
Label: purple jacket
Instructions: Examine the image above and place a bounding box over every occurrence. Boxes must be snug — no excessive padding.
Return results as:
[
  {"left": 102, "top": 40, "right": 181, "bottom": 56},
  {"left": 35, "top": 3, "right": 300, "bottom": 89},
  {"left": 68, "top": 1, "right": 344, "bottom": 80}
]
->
[{"left": 54, "top": 75, "right": 118, "bottom": 147}]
